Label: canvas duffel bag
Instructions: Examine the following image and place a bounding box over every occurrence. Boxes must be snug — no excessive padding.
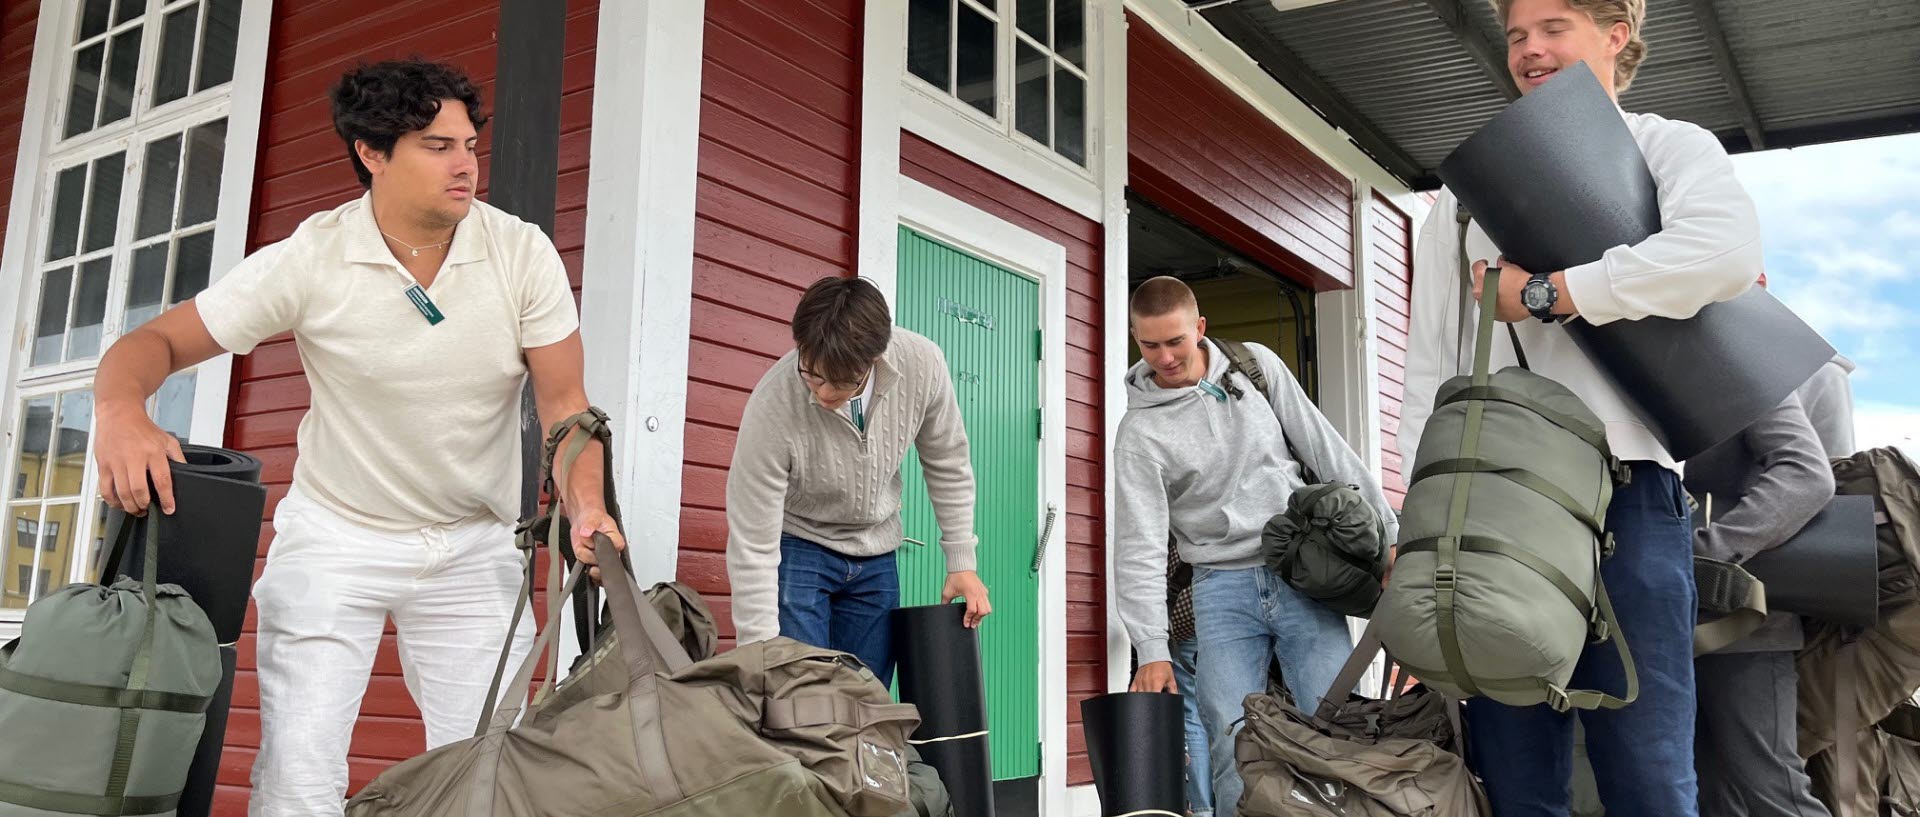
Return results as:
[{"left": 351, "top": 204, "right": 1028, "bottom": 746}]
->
[
  {"left": 0, "top": 508, "right": 221, "bottom": 816},
  {"left": 1372, "top": 239, "right": 1635, "bottom": 712}
]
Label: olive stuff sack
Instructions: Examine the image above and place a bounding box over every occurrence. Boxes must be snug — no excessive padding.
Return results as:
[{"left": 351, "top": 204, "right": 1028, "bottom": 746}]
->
[
  {"left": 1262, "top": 483, "right": 1391, "bottom": 617},
  {"left": 345, "top": 409, "right": 921, "bottom": 817},
  {"left": 0, "top": 510, "right": 222, "bottom": 816},
  {"left": 1371, "top": 257, "right": 1637, "bottom": 712},
  {"left": 1213, "top": 339, "right": 1390, "bottom": 616},
  {"left": 1796, "top": 447, "right": 1920, "bottom": 817}
]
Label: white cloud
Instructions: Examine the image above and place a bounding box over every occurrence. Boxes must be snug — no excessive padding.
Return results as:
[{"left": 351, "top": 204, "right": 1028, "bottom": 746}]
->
[
  {"left": 1884, "top": 210, "right": 1920, "bottom": 240},
  {"left": 1855, "top": 401, "right": 1920, "bottom": 461}
]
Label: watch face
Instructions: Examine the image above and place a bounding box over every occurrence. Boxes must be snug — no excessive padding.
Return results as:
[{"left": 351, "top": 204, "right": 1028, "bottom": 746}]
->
[{"left": 1522, "top": 280, "right": 1552, "bottom": 311}]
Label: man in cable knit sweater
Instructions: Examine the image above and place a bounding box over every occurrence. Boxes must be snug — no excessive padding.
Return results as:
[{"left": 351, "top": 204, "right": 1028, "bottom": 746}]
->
[{"left": 726, "top": 276, "right": 992, "bottom": 684}]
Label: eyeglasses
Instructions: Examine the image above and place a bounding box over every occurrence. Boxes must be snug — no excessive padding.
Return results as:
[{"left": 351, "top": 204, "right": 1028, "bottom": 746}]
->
[{"left": 799, "top": 367, "right": 869, "bottom": 392}]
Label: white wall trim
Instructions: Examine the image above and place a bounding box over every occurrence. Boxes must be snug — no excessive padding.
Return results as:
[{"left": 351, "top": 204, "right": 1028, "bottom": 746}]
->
[
  {"left": 857, "top": 0, "right": 908, "bottom": 303},
  {"left": 1095, "top": 0, "right": 1133, "bottom": 697},
  {"left": 0, "top": 9, "right": 69, "bottom": 464},
  {"left": 1067, "top": 783, "right": 1103, "bottom": 816},
  {"left": 1123, "top": 0, "right": 1413, "bottom": 199},
  {"left": 188, "top": 0, "right": 276, "bottom": 447},
  {"left": 578, "top": 0, "right": 706, "bottom": 589},
  {"left": 893, "top": 174, "right": 1073, "bottom": 817}
]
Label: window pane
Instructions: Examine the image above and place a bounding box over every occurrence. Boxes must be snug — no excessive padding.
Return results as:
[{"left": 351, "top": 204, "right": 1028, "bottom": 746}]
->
[
  {"left": 84, "top": 152, "right": 126, "bottom": 253},
  {"left": 13, "top": 396, "right": 55, "bottom": 500},
  {"left": 153, "top": 5, "right": 197, "bottom": 108},
  {"left": 36, "top": 503, "right": 81, "bottom": 601},
  {"left": 1055, "top": 63, "right": 1087, "bottom": 166},
  {"left": 907, "top": 0, "right": 951, "bottom": 91},
  {"left": 152, "top": 370, "right": 196, "bottom": 441},
  {"left": 1016, "top": 0, "right": 1047, "bottom": 42},
  {"left": 67, "top": 258, "right": 112, "bottom": 360},
  {"left": 50, "top": 392, "right": 93, "bottom": 497},
  {"left": 1056, "top": 0, "right": 1086, "bottom": 68},
  {"left": 4, "top": 507, "right": 36, "bottom": 609},
  {"left": 47, "top": 165, "right": 87, "bottom": 262},
  {"left": 99, "top": 27, "right": 142, "bottom": 126},
  {"left": 1015, "top": 42, "right": 1048, "bottom": 146},
  {"left": 956, "top": 3, "right": 996, "bottom": 117},
  {"left": 179, "top": 119, "right": 226, "bottom": 227},
  {"left": 125, "top": 243, "right": 170, "bottom": 332},
  {"left": 137, "top": 134, "right": 183, "bottom": 239},
  {"left": 197, "top": 0, "right": 241, "bottom": 91},
  {"left": 32, "top": 268, "right": 73, "bottom": 367},
  {"left": 80, "top": 0, "right": 113, "bottom": 42},
  {"left": 65, "top": 43, "right": 105, "bottom": 138},
  {"left": 116, "top": 0, "right": 148, "bottom": 25},
  {"left": 171, "top": 231, "right": 214, "bottom": 303}
]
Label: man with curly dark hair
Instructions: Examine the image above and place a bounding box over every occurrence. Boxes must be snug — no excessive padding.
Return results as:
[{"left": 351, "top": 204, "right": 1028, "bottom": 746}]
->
[{"left": 90, "top": 59, "right": 616, "bottom": 816}]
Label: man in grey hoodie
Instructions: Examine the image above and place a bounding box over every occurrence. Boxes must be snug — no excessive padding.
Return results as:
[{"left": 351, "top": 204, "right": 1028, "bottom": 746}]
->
[{"left": 1115, "top": 276, "right": 1399, "bottom": 817}]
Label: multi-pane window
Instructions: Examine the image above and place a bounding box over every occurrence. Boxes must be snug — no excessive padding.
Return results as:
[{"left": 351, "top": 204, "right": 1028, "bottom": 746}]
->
[
  {"left": 908, "top": 0, "right": 1093, "bottom": 169},
  {"left": 3, "top": 0, "right": 240, "bottom": 612}
]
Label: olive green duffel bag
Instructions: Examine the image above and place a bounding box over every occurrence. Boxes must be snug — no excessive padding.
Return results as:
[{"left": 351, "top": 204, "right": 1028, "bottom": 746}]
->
[
  {"left": 1372, "top": 260, "right": 1636, "bottom": 713},
  {"left": 0, "top": 512, "right": 222, "bottom": 816}
]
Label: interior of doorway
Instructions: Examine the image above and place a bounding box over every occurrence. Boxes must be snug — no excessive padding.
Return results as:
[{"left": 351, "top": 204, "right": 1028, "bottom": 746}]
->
[{"left": 1125, "top": 192, "right": 1318, "bottom": 400}]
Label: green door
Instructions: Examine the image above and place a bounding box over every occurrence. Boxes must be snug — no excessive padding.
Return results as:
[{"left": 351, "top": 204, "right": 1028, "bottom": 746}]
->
[{"left": 895, "top": 226, "right": 1043, "bottom": 783}]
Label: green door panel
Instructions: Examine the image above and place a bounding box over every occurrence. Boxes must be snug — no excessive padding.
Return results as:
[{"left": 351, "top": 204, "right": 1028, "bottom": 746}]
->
[{"left": 895, "top": 225, "right": 1043, "bottom": 781}]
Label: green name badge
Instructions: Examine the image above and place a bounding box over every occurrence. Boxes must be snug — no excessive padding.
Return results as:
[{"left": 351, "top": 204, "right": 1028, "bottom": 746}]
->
[{"left": 404, "top": 283, "right": 445, "bottom": 325}]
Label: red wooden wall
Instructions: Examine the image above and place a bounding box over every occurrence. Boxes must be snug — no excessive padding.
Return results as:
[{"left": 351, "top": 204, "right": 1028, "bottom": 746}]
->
[
  {"left": 899, "top": 132, "right": 1108, "bottom": 787},
  {"left": 0, "top": 0, "right": 37, "bottom": 253},
  {"left": 673, "top": 0, "right": 863, "bottom": 646},
  {"left": 1370, "top": 193, "right": 1413, "bottom": 507},
  {"left": 220, "top": 2, "right": 599, "bottom": 810},
  {"left": 1125, "top": 11, "right": 1353, "bottom": 290}
]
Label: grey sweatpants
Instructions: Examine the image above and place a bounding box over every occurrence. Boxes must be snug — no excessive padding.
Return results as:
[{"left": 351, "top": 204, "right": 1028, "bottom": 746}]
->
[{"left": 1696, "top": 650, "right": 1832, "bottom": 817}]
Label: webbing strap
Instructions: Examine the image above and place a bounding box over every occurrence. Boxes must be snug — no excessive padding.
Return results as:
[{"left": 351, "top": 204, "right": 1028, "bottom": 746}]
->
[
  {"left": 0, "top": 665, "right": 212, "bottom": 713},
  {"left": 1557, "top": 578, "right": 1638, "bottom": 712},
  {"left": 762, "top": 696, "right": 921, "bottom": 730},
  {"left": 1399, "top": 536, "right": 1593, "bottom": 622},
  {"left": 0, "top": 779, "right": 179, "bottom": 816},
  {"left": 103, "top": 510, "right": 163, "bottom": 808},
  {"left": 1433, "top": 261, "right": 1507, "bottom": 700},
  {"left": 1412, "top": 458, "right": 1606, "bottom": 538},
  {"left": 1439, "top": 386, "right": 1609, "bottom": 454},
  {"left": 1691, "top": 557, "right": 1768, "bottom": 655}
]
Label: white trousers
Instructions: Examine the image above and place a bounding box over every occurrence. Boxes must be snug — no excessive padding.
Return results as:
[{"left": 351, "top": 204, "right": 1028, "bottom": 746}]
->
[{"left": 248, "top": 485, "right": 534, "bottom": 817}]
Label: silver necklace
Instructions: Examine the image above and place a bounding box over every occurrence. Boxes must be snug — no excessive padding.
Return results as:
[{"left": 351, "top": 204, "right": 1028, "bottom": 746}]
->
[{"left": 380, "top": 230, "right": 452, "bottom": 257}]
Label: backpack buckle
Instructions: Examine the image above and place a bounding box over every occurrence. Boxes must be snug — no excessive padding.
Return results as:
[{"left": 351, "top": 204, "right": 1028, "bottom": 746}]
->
[
  {"left": 1610, "top": 458, "right": 1633, "bottom": 487},
  {"left": 1434, "top": 564, "right": 1458, "bottom": 593},
  {"left": 1544, "top": 686, "right": 1573, "bottom": 713},
  {"left": 1599, "top": 531, "right": 1617, "bottom": 561},
  {"left": 1588, "top": 609, "right": 1611, "bottom": 643}
]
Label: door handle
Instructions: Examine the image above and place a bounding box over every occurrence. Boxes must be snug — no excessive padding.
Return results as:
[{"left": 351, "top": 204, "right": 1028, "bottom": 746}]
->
[{"left": 1030, "top": 504, "right": 1058, "bottom": 576}]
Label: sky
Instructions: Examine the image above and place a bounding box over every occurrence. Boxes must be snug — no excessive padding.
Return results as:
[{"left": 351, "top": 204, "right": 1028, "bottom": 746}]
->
[{"left": 1729, "top": 132, "right": 1920, "bottom": 457}]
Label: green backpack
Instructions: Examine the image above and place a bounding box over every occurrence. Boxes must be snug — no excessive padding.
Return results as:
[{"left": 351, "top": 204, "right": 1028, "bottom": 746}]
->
[{"left": 1372, "top": 226, "right": 1636, "bottom": 712}]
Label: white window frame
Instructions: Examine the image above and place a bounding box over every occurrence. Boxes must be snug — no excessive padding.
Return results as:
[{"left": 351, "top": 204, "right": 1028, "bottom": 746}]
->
[
  {"left": 899, "top": 0, "right": 1107, "bottom": 221},
  {"left": 0, "top": 0, "right": 273, "bottom": 632}
]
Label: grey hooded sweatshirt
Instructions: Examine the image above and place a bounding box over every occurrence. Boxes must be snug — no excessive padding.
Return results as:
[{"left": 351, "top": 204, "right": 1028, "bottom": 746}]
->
[{"left": 1114, "top": 338, "right": 1399, "bottom": 665}]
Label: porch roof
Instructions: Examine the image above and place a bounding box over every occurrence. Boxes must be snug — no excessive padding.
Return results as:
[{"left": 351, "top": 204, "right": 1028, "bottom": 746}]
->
[{"left": 1187, "top": 0, "right": 1920, "bottom": 190}]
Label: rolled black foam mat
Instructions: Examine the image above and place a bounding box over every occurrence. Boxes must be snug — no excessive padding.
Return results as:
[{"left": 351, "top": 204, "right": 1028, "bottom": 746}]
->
[
  {"left": 176, "top": 643, "right": 237, "bottom": 817},
  {"left": 1437, "top": 61, "right": 1833, "bottom": 460},
  {"left": 101, "top": 444, "right": 267, "bottom": 644},
  {"left": 1081, "top": 692, "right": 1186, "bottom": 816},
  {"left": 1735, "top": 494, "right": 1879, "bottom": 627},
  {"left": 892, "top": 602, "right": 996, "bottom": 817}
]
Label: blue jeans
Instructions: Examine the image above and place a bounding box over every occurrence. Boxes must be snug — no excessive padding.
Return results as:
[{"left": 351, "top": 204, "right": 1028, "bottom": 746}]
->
[
  {"left": 1464, "top": 461, "right": 1700, "bottom": 817},
  {"left": 776, "top": 534, "right": 901, "bottom": 684},
  {"left": 1172, "top": 638, "right": 1215, "bottom": 817},
  {"left": 1192, "top": 565, "right": 1352, "bottom": 817}
]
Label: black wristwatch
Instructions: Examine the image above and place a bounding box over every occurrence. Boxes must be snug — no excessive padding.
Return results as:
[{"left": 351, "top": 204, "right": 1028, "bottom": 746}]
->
[{"left": 1520, "top": 272, "right": 1560, "bottom": 323}]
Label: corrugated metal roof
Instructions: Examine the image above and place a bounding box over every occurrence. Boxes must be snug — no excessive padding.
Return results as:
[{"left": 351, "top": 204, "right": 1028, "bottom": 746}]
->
[{"left": 1191, "top": 0, "right": 1920, "bottom": 188}]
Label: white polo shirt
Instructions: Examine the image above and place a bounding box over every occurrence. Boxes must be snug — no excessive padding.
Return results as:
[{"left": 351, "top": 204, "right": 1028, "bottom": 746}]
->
[{"left": 196, "top": 194, "right": 578, "bottom": 531}]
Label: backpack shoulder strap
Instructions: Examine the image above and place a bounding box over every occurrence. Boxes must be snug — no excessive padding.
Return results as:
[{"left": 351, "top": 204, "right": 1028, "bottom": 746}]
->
[{"left": 1213, "top": 338, "right": 1272, "bottom": 404}]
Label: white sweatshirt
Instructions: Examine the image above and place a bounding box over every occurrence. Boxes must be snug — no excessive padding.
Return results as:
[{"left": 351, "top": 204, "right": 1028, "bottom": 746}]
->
[{"left": 1399, "top": 110, "right": 1764, "bottom": 473}]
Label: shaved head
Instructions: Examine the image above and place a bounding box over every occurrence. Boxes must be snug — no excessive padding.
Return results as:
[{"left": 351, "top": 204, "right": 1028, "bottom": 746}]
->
[{"left": 1130, "top": 276, "right": 1199, "bottom": 323}]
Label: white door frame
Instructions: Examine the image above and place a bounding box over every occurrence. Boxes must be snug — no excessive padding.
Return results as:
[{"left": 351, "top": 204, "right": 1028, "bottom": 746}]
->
[{"left": 880, "top": 174, "right": 1073, "bottom": 817}]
